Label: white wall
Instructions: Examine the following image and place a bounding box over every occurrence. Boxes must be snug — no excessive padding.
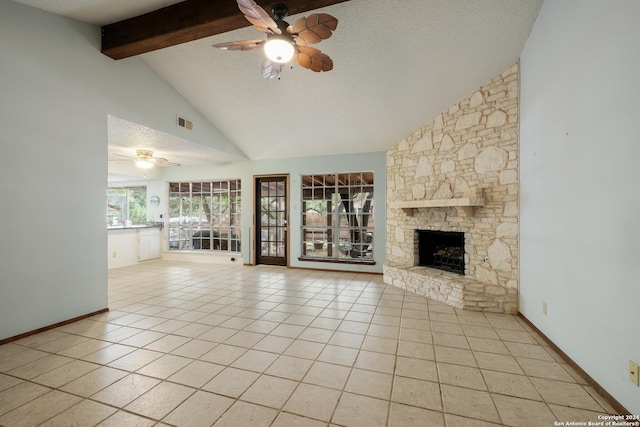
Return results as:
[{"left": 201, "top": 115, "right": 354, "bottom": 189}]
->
[
  {"left": 159, "top": 152, "right": 386, "bottom": 273},
  {"left": 0, "top": 0, "right": 239, "bottom": 340},
  {"left": 520, "top": 0, "right": 640, "bottom": 412}
]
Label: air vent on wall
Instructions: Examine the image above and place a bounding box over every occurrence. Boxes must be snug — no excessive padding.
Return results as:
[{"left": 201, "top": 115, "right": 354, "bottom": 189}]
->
[{"left": 177, "top": 115, "right": 193, "bottom": 130}]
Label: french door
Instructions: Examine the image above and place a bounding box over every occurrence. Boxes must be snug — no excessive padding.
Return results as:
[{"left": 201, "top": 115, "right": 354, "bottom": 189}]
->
[{"left": 255, "top": 175, "right": 288, "bottom": 266}]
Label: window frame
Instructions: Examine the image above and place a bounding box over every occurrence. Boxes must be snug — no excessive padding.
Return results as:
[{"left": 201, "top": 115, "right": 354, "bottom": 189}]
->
[
  {"left": 300, "top": 172, "right": 375, "bottom": 264},
  {"left": 167, "top": 179, "right": 241, "bottom": 253},
  {"left": 107, "top": 186, "right": 147, "bottom": 226}
]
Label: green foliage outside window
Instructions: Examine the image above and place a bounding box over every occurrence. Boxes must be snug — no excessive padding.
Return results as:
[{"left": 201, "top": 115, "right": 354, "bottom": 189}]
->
[{"left": 107, "top": 186, "right": 147, "bottom": 225}]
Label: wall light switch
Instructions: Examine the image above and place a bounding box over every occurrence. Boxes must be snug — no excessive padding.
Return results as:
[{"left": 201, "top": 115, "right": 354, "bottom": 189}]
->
[{"left": 630, "top": 361, "right": 639, "bottom": 386}]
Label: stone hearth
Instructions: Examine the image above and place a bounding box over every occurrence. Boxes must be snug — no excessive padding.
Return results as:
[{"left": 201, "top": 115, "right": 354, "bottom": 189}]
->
[{"left": 384, "top": 63, "right": 519, "bottom": 314}]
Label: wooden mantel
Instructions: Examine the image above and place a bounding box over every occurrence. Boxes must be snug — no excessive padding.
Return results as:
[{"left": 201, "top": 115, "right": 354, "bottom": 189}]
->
[{"left": 391, "top": 191, "right": 484, "bottom": 216}]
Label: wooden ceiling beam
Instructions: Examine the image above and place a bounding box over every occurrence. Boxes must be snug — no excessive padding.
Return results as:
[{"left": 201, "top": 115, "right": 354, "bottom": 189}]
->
[{"left": 101, "top": 0, "right": 350, "bottom": 60}]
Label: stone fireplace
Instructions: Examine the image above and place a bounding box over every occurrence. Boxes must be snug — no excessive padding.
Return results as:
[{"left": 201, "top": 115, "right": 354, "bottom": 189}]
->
[{"left": 383, "top": 63, "right": 519, "bottom": 314}]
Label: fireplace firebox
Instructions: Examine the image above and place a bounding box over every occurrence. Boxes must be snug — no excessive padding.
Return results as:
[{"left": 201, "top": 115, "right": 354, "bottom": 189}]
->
[{"left": 417, "top": 230, "right": 465, "bottom": 275}]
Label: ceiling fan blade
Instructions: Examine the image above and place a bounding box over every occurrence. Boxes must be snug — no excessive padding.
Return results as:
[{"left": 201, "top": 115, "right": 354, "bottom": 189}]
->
[
  {"left": 290, "top": 13, "right": 338, "bottom": 45},
  {"left": 213, "top": 39, "right": 265, "bottom": 51},
  {"left": 111, "top": 153, "right": 137, "bottom": 160},
  {"left": 261, "top": 58, "right": 284, "bottom": 79},
  {"left": 152, "top": 158, "right": 181, "bottom": 167},
  {"left": 237, "top": 0, "right": 281, "bottom": 34},
  {"left": 295, "top": 47, "right": 333, "bottom": 72}
]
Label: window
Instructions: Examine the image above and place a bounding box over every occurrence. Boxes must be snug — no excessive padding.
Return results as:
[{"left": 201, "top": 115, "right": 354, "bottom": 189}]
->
[
  {"left": 107, "top": 186, "right": 147, "bottom": 225},
  {"left": 301, "top": 172, "right": 374, "bottom": 263},
  {"left": 168, "top": 180, "right": 241, "bottom": 252}
]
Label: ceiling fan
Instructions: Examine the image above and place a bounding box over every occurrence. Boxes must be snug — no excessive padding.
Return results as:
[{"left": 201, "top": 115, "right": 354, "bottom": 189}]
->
[
  {"left": 213, "top": 0, "right": 338, "bottom": 79},
  {"left": 111, "top": 149, "right": 181, "bottom": 169}
]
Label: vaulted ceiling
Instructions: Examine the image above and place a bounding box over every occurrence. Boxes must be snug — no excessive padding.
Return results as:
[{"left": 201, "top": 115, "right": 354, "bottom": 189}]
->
[{"left": 11, "top": 0, "right": 543, "bottom": 179}]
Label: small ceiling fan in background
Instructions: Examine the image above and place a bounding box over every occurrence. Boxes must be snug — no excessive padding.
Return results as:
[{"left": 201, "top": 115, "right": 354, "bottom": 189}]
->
[
  {"left": 111, "top": 149, "right": 181, "bottom": 169},
  {"left": 213, "top": 0, "right": 338, "bottom": 79}
]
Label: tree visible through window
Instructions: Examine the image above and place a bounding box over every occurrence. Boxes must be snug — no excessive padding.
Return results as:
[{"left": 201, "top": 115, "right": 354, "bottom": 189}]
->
[
  {"left": 301, "top": 172, "right": 374, "bottom": 263},
  {"left": 168, "top": 180, "right": 241, "bottom": 252},
  {"left": 107, "top": 186, "right": 147, "bottom": 226}
]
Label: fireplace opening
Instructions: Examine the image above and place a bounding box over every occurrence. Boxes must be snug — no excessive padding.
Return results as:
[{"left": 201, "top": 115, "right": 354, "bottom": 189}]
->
[{"left": 417, "top": 230, "right": 465, "bottom": 275}]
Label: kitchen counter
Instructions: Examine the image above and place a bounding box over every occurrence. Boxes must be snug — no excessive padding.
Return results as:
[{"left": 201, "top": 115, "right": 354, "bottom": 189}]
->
[{"left": 108, "top": 223, "right": 163, "bottom": 231}]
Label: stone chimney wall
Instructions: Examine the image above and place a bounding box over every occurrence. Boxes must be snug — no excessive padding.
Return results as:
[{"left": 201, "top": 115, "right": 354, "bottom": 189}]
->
[{"left": 384, "top": 63, "right": 519, "bottom": 314}]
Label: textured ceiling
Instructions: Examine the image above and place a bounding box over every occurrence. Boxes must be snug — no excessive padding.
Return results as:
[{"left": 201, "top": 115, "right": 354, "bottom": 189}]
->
[
  {"left": 11, "top": 0, "right": 184, "bottom": 25},
  {"left": 12, "top": 0, "right": 543, "bottom": 177}
]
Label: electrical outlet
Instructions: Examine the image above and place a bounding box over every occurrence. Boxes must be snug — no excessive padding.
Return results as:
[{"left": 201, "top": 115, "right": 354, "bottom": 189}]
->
[
  {"left": 630, "top": 361, "right": 639, "bottom": 386},
  {"left": 112, "top": 252, "right": 117, "bottom": 258},
  {"left": 542, "top": 301, "right": 547, "bottom": 316}
]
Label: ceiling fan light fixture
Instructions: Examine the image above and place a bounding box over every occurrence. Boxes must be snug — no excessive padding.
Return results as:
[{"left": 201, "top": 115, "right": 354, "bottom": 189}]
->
[
  {"left": 135, "top": 159, "right": 154, "bottom": 169},
  {"left": 264, "top": 37, "right": 294, "bottom": 63},
  {"left": 212, "top": 0, "right": 337, "bottom": 78}
]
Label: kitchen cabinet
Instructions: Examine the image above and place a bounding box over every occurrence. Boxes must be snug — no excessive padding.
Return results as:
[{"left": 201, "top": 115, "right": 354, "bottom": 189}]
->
[{"left": 139, "top": 227, "right": 161, "bottom": 261}]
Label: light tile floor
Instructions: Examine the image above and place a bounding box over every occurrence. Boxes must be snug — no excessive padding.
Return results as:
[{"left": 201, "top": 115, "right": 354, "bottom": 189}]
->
[{"left": 0, "top": 261, "right": 618, "bottom": 426}]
